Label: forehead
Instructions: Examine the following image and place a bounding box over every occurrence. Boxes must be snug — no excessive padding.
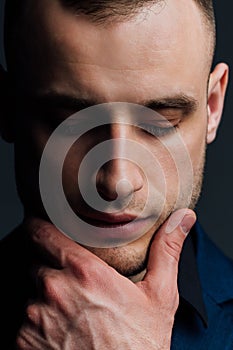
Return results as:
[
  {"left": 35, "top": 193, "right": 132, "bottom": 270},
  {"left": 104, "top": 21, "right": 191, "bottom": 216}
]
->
[{"left": 15, "top": 0, "right": 210, "bottom": 100}]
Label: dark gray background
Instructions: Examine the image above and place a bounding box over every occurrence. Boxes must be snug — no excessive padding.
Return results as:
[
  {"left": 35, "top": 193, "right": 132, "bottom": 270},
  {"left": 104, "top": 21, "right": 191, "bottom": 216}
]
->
[{"left": 1, "top": 0, "right": 233, "bottom": 258}]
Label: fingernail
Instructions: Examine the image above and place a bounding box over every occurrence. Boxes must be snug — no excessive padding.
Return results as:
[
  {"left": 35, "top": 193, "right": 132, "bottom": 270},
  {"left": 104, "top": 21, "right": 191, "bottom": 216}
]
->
[
  {"left": 180, "top": 214, "right": 196, "bottom": 235},
  {"left": 165, "top": 210, "right": 196, "bottom": 234}
]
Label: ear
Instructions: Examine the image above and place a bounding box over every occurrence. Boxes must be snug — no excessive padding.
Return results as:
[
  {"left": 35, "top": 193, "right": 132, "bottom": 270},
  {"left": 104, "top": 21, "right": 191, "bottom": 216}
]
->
[
  {"left": 0, "top": 64, "right": 15, "bottom": 143},
  {"left": 207, "top": 63, "right": 229, "bottom": 144}
]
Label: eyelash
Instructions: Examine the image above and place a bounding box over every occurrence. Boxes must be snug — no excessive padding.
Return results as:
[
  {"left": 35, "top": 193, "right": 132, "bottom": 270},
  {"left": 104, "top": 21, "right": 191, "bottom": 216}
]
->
[
  {"left": 137, "top": 123, "right": 177, "bottom": 137},
  {"left": 61, "top": 123, "right": 178, "bottom": 137}
]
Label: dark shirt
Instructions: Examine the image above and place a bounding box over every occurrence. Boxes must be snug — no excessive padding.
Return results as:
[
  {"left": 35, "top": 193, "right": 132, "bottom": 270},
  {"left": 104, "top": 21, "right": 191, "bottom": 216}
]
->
[
  {"left": 178, "top": 230, "right": 208, "bottom": 326},
  {"left": 173, "top": 222, "right": 233, "bottom": 349},
  {"left": 0, "top": 222, "right": 233, "bottom": 349}
]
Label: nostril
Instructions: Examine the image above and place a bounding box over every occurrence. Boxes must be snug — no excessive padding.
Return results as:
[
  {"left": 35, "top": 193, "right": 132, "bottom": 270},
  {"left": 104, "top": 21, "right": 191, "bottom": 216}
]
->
[
  {"left": 97, "top": 185, "right": 118, "bottom": 201},
  {"left": 96, "top": 178, "right": 135, "bottom": 209},
  {"left": 96, "top": 179, "right": 134, "bottom": 202},
  {"left": 95, "top": 159, "right": 144, "bottom": 202}
]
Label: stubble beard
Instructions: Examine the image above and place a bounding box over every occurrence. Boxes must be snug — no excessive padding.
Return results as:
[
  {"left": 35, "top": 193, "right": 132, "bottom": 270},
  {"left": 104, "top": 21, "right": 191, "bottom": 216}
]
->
[{"left": 86, "top": 147, "right": 206, "bottom": 278}]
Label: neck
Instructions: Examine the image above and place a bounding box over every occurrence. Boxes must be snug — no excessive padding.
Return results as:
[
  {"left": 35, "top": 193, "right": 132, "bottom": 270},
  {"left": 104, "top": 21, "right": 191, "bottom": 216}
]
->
[{"left": 128, "top": 269, "right": 147, "bottom": 283}]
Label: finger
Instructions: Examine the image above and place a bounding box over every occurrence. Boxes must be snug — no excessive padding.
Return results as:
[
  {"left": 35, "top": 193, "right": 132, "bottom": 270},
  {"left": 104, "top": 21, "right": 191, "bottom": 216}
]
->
[
  {"left": 30, "top": 264, "right": 58, "bottom": 300},
  {"left": 17, "top": 303, "right": 49, "bottom": 350},
  {"left": 142, "top": 209, "right": 196, "bottom": 296},
  {"left": 23, "top": 299, "right": 41, "bottom": 327},
  {"left": 30, "top": 265, "right": 68, "bottom": 306},
  {"left": 24, "top": 218, "right": 104, "bottom": 269}
]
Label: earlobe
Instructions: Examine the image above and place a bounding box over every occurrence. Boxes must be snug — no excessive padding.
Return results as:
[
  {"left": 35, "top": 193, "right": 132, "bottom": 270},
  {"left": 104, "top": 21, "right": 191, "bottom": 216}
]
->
[{"left": 207, "top": 63, "right": 229, "bottom": 144}]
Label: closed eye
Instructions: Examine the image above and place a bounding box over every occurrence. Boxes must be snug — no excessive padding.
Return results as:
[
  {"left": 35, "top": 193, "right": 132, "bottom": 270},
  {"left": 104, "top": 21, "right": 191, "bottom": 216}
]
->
[{"left": 137, "top": 123, "right": 177, "bottom": 137}]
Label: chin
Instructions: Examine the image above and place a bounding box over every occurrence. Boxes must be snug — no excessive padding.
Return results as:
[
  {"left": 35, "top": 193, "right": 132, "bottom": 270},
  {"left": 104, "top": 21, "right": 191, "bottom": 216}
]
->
[
  {"left": 82, "top": 207, "right": 174, "bottom": 276},
  {"left": 83, "top": 234, "right": 152, "bottom": 277}
]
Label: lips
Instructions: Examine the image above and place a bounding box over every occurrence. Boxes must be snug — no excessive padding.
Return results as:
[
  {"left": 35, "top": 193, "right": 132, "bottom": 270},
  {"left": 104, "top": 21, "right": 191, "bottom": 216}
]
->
[
  {"left": 68, "top": 209, "right": 157, "bottom": 247},
  {"left": 78, "top": 212, "right": 139, "bottom": 227}
]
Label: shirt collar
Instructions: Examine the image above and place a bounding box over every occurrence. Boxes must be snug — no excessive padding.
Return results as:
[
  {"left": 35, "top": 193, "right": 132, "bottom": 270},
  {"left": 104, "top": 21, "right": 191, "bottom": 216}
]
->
[
  {"left": 195, "top": 221, "right": 233, "bottom": 304},
  {"left": 178, "top": 225, "right": 208, "bottom": 327}
]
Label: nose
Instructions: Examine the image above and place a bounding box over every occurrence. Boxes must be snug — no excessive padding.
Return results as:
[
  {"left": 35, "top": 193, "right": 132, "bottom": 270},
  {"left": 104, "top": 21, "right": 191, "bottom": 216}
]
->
[
  {"left": 96, "top": 124, "right": 144, "bottom": 201},
  {"left": 96, "top": 159, "right": 144, "bottom": 201}
]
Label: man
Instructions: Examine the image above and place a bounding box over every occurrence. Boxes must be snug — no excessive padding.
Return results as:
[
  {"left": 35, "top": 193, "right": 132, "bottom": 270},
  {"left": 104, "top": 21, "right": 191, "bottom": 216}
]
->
[{"left": 0, "top": 0, "right": 232, "bottom": 349}]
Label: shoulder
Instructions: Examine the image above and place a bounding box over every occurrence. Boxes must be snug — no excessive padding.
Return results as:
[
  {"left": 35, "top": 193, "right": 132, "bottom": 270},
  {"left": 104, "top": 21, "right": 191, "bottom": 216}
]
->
[
  {"left": 195, "top": 222, "right": 233, "bottom": 304},
  {"left": 172, "top": 223, "right": 233, "bottom": 349},
  {"left": 195, "top": 223, "right": 233, "bottom": 347},
  {"left": 0, "top": 226, "right": 33, "bottom": 349}
]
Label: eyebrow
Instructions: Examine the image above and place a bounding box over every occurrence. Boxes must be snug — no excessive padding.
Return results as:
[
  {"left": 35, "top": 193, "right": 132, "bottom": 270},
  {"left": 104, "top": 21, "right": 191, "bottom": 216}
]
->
[
  {"left": 143, "top": 95, "right": 199, "bottom": 114},
  {"left": 28, "top": 93, "right": 98, "bottom": 111},
  {"left": 28, "top": 92, "right": 199, "bottom": 115}
]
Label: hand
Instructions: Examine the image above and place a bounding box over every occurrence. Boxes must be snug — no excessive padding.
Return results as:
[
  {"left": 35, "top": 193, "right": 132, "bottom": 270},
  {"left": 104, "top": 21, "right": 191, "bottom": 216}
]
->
[{"left": 16, "top": 209, "right": 196, "bottom": 350}]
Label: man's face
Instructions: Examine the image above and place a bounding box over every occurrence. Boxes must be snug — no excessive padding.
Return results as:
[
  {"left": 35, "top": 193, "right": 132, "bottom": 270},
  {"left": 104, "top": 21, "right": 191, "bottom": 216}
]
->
[{"left": 5, "top": 0, "right": 226, "bottom": 276}]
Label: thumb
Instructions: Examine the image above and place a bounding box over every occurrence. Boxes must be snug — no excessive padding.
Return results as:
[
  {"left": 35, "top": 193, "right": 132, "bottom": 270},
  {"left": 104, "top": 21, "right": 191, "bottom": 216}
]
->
[{"left": 142, "top": 209, "right": 196, "bottom": 295}]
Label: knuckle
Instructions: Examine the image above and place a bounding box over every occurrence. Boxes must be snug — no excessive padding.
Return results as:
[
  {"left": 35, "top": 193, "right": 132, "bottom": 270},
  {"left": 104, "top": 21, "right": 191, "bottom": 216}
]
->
[
  {"left": 81, "top": 260, "right": 104, "bottom": 283},
  {"left": 40, "top": 272, "right": 62, "bottom": 301},
  {"left": 16, "top": 331, "right": 30, "bottom": 350},
  {"left": 69, "top": 254, "right": 94, "bottom": 276},
  {"left": 66, "top": 252, "right": 82, "bottom": 270},
  {"left": 163, "top": 238, "right": 183, "bottom": 262},
  {"left": 68, "top": 254, "right": 102, "bottom": 282},
  {"left": 79, "top": 264, "right": 100, "bottom": 286},
  {"left": 16, "top": 336, "right": 25, "bottom": 350},
  {"left": 25, "top": 304, "right": 40, "bottom": 325}
]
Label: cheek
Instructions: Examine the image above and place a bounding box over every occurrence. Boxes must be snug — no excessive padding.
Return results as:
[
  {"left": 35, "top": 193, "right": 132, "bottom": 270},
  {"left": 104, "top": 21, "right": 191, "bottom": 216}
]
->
[
  {"left": 180, "top": 115, "right": 207, "bottom": 169},
  {"left": 144, "top": 139, "right": 180, "bottom": 207},
  {"left": 62, "top": 144, "right": 84, "bottom": 194},
  {"left": 145, "top": 118, "right": 206, "bottom": 209},
  {"left": 62, "top": 133, "right": 100, "bottom": 198}
]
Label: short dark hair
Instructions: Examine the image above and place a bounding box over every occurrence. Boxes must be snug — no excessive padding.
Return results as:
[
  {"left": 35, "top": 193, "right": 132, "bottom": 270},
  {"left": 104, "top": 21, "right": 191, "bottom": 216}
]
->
[
  {"left": 195, "top": 0, "right": 215, "bottom": 26},
  {"left": 58, "top": 0, "right": 215, "bottom": 26},
  {"left": 58, "top": 0, "right": 216, "bottom": 49},
  {"left": 4, "top": 0, "right": 216, "bottom": 70}
]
